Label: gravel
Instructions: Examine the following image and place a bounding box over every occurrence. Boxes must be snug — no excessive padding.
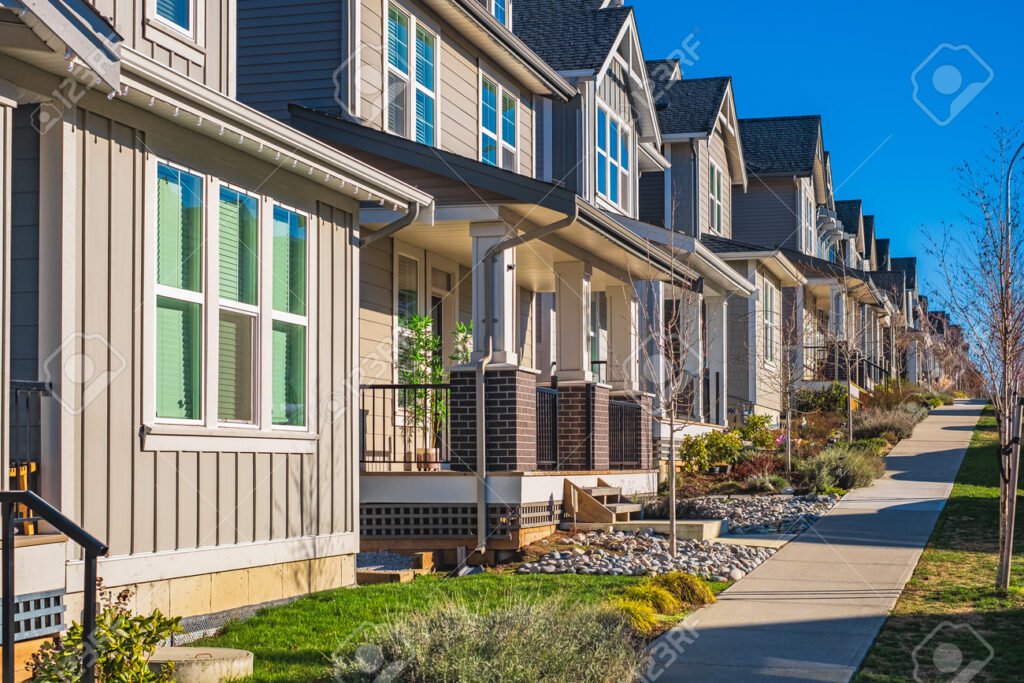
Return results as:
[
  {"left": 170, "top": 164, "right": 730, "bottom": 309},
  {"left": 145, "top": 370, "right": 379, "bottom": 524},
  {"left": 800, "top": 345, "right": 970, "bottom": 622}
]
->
[
  {"left": 517, "top": 529, "right": 775, "bottom": 582},
  {"left": 357, "top": 551, "right": 414, "bottom": 572},
  {"left": 678, "top": 494, "right": 839, "bottom": 535}
]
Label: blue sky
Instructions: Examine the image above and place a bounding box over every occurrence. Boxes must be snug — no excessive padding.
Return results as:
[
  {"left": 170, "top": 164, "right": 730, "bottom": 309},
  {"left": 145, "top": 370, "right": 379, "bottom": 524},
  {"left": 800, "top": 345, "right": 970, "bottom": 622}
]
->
[{"left": 632, "top": 0, "right": 1023, "bottom": 299}]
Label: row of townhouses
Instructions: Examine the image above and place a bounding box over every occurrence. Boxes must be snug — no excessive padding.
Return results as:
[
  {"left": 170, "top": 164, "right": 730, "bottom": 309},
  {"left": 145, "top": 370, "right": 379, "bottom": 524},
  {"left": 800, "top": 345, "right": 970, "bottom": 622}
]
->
[{"left": 0, "top": 0, "right": 951, "bottom": 641}]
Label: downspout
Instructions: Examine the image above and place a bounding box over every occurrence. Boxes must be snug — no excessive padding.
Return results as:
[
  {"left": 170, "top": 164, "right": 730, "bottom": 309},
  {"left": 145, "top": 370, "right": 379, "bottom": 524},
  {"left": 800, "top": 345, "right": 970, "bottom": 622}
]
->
[
  {"left": 358, "top": 202, "right": 422, "bottom": 248},
  {"left": 474, "top": 206, "right": 579, "bottom": 553},
  {"left": 690, "top": 139, "right": 700, "bottom": 237}
]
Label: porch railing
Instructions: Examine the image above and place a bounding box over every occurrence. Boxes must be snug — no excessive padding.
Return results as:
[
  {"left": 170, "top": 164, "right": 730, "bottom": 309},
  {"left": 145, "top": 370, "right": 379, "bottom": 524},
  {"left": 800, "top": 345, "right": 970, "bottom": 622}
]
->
[
  {"left": 609, "top": 399, "right": 643, "bottom": 469},
  {"left": 359, "top": 384, "right": 451, "bottom": 471},
  {"left": 536, "top": 383, "right": 559, "bottom": 471},
  {"left": 804, "top": 345, "right": 891, "bottom": 388},
  {"left": 7, "top": 381, "right": 50, "bottom": 535}
]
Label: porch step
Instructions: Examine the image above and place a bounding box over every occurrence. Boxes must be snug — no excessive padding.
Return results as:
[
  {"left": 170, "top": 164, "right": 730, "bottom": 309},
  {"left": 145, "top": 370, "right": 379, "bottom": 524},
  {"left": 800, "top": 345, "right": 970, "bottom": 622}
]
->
[
  {"left": 584, "top": 486, "right": 621, "bottom": 499},
  {"left": 605, "top": 503, "right": 642, "bottom": 515}
]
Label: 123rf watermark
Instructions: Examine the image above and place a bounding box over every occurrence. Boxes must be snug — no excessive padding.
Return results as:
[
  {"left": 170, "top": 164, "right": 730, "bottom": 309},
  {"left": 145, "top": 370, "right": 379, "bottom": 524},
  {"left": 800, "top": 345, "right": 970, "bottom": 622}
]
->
[
  {"left": 912, "top": 621, "right": 994, "bottom": 682},
  {"left": 911, "top": 44, "right": 993, "bottom": 126}
]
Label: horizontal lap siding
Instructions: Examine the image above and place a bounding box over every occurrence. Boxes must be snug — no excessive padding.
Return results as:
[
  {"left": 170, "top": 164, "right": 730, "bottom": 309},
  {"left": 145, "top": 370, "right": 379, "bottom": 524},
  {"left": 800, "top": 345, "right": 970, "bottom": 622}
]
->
[
  {"left": 10, "top": 107, "right": 39, "bottom": 381},
  {"left": 732, "top": 177, "right": 798, "bottom": 250},
  {"left": 360, "top": 0, "right": 385, "bottom": 130},
  {"left": 75, "top": 106, "right": 358, "bottom": 560},
  {"left": 440, "top": 39, "right": 477, "bottom": 160},
  {"left": 359, "top": 238, "right": 393, "bottom": 384},
  {"left": 707, "top": 132, "right": 732, "bottom": 238}
]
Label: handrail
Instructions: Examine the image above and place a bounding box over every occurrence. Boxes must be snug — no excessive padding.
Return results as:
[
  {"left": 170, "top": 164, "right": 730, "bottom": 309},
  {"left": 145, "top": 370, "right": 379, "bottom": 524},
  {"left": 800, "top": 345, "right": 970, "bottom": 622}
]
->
[{"left": 1, "top": 490, "right": 107, "bottom": 683}]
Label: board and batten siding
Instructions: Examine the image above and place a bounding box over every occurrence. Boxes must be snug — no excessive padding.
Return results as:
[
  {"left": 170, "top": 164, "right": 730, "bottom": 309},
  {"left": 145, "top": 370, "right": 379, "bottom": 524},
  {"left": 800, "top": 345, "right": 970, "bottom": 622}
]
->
[
  {"left": 89, "top": 0, "right": 235, "bottom": 96},
  {"left": 69, "top": 103, "right": 359, "bottom": 562},
  {"left": 10, "top": 107, "right": 39, "bottom": 381},
  {"left": 703, "top": 130, "right": 732, "bottom": 238},
  {"left": 236, "top": 0, "right": 346, "bottom": 120}
]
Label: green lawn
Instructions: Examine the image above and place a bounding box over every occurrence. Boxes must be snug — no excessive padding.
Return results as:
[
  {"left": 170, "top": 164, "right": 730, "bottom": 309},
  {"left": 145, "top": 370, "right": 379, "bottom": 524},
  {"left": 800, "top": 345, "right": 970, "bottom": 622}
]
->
[
  {"left": 856, "top": 407, "right": 1024, "bottom": 682},
  {"left": 199, "top": 572, "right": 725, "bottom": 682}
]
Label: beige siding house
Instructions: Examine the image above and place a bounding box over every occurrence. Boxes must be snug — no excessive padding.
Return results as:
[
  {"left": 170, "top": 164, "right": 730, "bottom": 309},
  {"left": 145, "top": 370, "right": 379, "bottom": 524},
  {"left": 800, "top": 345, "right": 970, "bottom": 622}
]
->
[{"left": 0, "top": 0, "right": 429, "bottom": 642}]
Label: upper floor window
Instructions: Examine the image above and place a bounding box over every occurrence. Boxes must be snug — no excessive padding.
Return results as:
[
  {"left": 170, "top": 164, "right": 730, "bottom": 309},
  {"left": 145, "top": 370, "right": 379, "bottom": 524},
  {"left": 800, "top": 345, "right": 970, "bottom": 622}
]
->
[
  {"left": 709, "top": 161, "right": 724, "bottom": 232},
  {"left": 480, "top": 76, "right": 518, "bottom": 170},
  {"left": 154, "top": 161, "right": 309, "bottom": 429},
  {"left": 762, "top": 281, "right": 777, "bottom": 364},
  {"left": 596, "top": 106, "right": 631, "bottom": 210},
  {"left": 156, "top": 0, "right": 191, "bottom": 32},
  {"left": 488, "top": 0, "right": 511, "bottom": 27},
  {"left": 387, "top": 4, "right": 437, "bottom": 146}
]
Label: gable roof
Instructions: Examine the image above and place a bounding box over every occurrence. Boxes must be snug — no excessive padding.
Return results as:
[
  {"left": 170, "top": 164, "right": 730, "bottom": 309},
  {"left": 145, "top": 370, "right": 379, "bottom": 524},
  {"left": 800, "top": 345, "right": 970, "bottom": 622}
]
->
[
  {"left": 738, "top": 115, "right": 821, "bottom": 176},
  {"left": 871, "top": 270, "right": 905, "bottom": 298},
  {"left": 512, "top": 0, "right": 631, "bottom": 73},
  {"left": 863, "top": 215, "right": 877, "bottom": 262},
  {"left": 835, "top": 200, "right": 863, "bottom": 236},
  {"left": 647, "top": 68, "right": 730, "bottom": 136},
  {"left": 891, "top": 257, "right": 918, "bottom": 290},
  {"left": 876, "top": 238, "right": 891, "bottom": 269}
]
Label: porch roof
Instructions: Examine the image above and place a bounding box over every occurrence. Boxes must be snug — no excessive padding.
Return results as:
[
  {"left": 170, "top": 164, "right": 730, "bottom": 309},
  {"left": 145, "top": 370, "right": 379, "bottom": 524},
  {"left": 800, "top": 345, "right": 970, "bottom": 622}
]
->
[
  {"left": 784, "top": 247, "right": 886, "bottom": 308},
  {"left": 290, "top": 105, "right": 700, "bottom": 290},
  {"left": 700, "top": 235, "right": 805, "bottom": 287}
]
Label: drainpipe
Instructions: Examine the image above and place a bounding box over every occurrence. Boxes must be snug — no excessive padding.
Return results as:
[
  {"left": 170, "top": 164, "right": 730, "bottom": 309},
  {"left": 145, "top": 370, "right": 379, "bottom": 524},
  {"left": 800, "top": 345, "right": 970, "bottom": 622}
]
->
[
  {"left": 358, "top": 202, "right": 422, "bottom": 248},
  {"left": 474, "top": 206, "right": 579, "bottom": 553}
]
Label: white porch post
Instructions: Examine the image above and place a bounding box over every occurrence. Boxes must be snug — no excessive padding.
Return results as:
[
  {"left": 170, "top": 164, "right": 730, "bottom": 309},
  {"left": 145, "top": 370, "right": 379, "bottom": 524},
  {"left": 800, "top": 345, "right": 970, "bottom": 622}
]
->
[
  {"left": 470, "top": 222, "right": 518, "bottom": 365},
  {"left": 704, "top": 294, "right": 727, "bottom": 426},
  {"left": 829, "top": 285, "right": 846, "bottom": 338},
  {"left": 680, "top": 290, "right": 703, "bottom": 421},
  {"left": 606, "top": 284, "right": 639, "bottom": 392},
  {"left": 635, "top": 281, "right": 666, "bottom": 412},
  {"left": 554, "top": 260, "right": 591, "bottom": 382},
  {"left": 534, "top": 292, "right": 556, "bottom": 382}
]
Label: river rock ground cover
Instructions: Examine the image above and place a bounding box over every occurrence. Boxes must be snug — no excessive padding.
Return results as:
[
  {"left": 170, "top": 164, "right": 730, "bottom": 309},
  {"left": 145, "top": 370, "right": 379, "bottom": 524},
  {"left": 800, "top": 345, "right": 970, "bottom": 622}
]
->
[{"left": 678, "top": 493, "right": 839, "bottom": 534}]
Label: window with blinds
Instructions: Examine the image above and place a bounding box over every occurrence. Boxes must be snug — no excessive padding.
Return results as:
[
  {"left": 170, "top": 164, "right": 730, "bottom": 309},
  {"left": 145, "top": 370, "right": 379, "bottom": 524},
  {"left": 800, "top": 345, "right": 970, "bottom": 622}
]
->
[
  {"left": 156, "top": 0, "right": 191, "bottom": 31},
  {"left": 387, "top": 4, "right": 437, "bottom": 146},
  {"left": 480, "top": 76, "right": 517, "bottom": 170}
]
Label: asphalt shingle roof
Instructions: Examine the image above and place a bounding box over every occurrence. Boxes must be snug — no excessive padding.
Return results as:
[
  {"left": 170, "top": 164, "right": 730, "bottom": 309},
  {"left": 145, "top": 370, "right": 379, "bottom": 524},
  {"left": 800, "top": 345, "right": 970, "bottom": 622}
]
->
[
  {"left": 863, "top": 215, "right": 876, "bottom": 258},
  {"left": 738, "top": 115, "right": 821, "bottom": 176},
  {"left": 891, "top": 257, "right": 918, "bottom": 290},
  {"left": 835, "top": 199, "right": 863, "bottom": 236},
  {"left": 876, "top": 238, "right": 891, "bottom": 267},
  {"left": 513, "top": 0, "right": 631, "bottom": 73},
  {"left": 701, "top": 234, "right": 776, "bottom": 254},
  {"left": 646, "top": 64, "right": 730, "bottom": 136},
  {"left": 871, "top": 270, "right": 906, "bottom": 299}
]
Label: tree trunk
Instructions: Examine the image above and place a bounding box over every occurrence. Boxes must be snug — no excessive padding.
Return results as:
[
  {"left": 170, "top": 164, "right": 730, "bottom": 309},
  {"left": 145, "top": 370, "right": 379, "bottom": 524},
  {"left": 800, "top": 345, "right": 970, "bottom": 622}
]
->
[{"left": 669, "top": 409, "right": 678, "bottom": 558}]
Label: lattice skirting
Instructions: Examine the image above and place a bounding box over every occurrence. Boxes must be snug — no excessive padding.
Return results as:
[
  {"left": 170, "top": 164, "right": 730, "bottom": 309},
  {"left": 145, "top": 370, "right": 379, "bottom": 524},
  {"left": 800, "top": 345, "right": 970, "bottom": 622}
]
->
[
  {"left": 361, "top": 502, "right": 564, "bottom": 539},
  {"left": 0, "top": 589, "right": 65, "bottom": 642}
]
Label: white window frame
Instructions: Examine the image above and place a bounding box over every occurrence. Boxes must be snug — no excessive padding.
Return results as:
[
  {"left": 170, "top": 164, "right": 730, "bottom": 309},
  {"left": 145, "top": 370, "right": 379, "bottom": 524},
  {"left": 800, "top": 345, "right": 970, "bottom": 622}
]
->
[
  {"left": 762, "top": 280, "right": 777, "bottom": 365},
  {"left": 479, "top": 71, "right": 519, "bottom": 171},
  {"left": 144, "top": 0, "right": 207, "bottom": 64},
  {"left": 709, "top": 160, "right": 724, "bottom": 233},
  {"left": 595, "top": 101, "right": 632, "bottom": 212},
  {"left": 144, "top": 156, "right": 316, "bottom": 438},
  {"left": 385, "top": 3, "right": 439, "bottom": 147},
  {"left": 487, "top": 0, "right": 511, "bottom": 28}
]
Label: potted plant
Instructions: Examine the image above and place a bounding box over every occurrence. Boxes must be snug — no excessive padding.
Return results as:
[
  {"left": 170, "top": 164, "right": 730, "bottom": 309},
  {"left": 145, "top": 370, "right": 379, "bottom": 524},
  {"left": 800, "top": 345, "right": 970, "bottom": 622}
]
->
[{"left": 399, "top": 315, "right": 445, "bottom": 471}]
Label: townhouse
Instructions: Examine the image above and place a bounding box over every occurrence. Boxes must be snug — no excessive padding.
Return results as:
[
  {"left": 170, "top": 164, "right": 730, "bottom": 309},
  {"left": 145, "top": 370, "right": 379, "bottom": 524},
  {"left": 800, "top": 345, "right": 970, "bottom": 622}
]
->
[{"left": 0, "top": 0, "right": 431, "bottom": 643}]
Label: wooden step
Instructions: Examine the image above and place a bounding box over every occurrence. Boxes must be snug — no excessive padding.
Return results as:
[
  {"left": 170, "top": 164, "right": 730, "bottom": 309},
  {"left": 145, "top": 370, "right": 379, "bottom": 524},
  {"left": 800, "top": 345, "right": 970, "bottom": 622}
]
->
[
  {"left": 605, "top": 503, "right": 642, "bottom": 515},
  {"left": 585, "top": 486, "right": 621, "bottom": 498}
]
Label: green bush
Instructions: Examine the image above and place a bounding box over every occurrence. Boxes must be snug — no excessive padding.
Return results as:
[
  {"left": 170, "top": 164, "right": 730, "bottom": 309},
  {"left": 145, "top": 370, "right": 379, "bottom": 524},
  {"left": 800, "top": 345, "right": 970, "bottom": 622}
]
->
[
  {"left": 853, "top": 407, "right": 926, "bottom": 441},
  {"left": 677, "top": 434, "right": 711, "bottom": 473},
  {"left": 796, "top": 382, "right": 848, "bottom": 414},
  {"left": 798, "top": 442, "right": 885, "bottom": 493},
  {"left": 607, "top": 598, "right": 660, "bottom": 637},
  {"left": 333, "top": 598, "right": 648, "bottom": 682},
  {"left": 621, "top": 582, "right": 682, "bottom": 615},
  {"left": 849, "top": 438, "right": 889, "bottom": 456},
  {"left": 746, "top": 473, "right": 791, "bottom": 493},
  {"left": 29, "top": 587, "right": 182, "bottom": 682},
  {"left": 738, "top": 414, "right": 776, "bottom": 450},
  {"left": 705, "top": 431, "right": 744, "bottom": 465},
  {"left": 651, "top": 572, "right": 716, "bottom": 607}
]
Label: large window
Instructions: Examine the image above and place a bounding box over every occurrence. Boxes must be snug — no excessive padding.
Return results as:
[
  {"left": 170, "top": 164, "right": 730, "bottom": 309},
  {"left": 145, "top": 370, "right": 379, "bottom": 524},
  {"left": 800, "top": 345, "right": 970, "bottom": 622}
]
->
[
  {"left": 480, "top": 76, "right": 518, "bottom": 170},
  {"left": 596, "top": 105, "right": 630, "bottom": 209},
  {"left": 488, "top": 0, "right": 510, "bottom": 27},
  {"left": 153, "top": 162, "right": 309, "bottom": 430},
  {"left": 387, "top": 4, "right": 437, "bottom": 146},
  {"left": 763, "top": 281, "right": 777, "bottom": 364},
  {"left": 709, "top": 161, "right": 724, "bottom": 232},
  {"left": 156, "top": 0, "right": 191, "bottom": 32}
]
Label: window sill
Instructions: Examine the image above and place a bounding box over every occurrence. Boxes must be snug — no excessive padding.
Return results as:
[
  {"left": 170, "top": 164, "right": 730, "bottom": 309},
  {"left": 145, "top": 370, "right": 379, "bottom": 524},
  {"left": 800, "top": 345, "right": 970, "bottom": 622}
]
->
[
  {"left": 143, "top": 18, "right": 207, "bottom": 65},
  {"left": 141, "top": 424, "right": 318, "bottom": 454}
]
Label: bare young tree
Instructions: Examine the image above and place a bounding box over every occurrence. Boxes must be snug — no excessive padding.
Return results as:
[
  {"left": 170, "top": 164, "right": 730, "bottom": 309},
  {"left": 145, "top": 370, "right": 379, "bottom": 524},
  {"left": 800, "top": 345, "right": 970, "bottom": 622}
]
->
[{"left": 928, "top": 124, "right": 1024, "bottom": 591}]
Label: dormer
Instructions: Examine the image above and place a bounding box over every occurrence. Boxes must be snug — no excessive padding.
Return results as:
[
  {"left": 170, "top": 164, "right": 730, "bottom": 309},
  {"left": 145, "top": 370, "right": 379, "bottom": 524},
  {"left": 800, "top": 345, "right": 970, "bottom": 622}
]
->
[
  {"left": 640, "top": 66, "right": 745, "bottom": 239},
  {"left": 835, "top": 200, "right": 866, "bottom": 269},
  {"left": 862, "top": 215, "right": 878, "bottom": 271},
  {"left": 514, "top": 0, "right": 662, "bottom": 218}
]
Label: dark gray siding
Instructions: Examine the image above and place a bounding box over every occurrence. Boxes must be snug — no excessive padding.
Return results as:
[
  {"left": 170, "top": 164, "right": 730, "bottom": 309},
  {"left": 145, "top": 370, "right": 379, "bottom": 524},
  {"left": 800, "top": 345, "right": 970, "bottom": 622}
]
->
[
  {"left": 237, "top": 0, "right": 345, "bottom": 120},
  {"left": 668, "top": 142, "right": 696, "bottom": 236},
  {"left": 11, "top": 107, "right": 39, "bottom": 381},
  {"left": 638, "top": 170, "right": 664, "bottom": 227},
  {"left": 732, "top": 177, "right": 799, "bottom": 250},
  {"left": 548, "top": 96, "right": 582, "bottom": 194}
]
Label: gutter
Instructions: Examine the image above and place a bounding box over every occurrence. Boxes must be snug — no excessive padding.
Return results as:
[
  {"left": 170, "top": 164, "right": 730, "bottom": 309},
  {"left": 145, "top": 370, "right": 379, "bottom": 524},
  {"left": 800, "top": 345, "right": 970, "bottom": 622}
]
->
[
  {"left": 474, "top": 207, "right": 579, "bottom": 553},
  {"left": 358, "top": 203, "right": 422, "bottom": 248}
]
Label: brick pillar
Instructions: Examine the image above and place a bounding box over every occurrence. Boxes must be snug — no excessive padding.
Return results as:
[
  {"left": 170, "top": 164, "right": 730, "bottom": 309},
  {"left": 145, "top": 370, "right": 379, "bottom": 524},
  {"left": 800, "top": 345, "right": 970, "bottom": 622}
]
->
[
  {"left": 555, "top": 382, "right": 609, "bottom": 470},
  {"left": 612, "top": 392, "right": 654, "bottom": 470},
  {"left": 449, "top": 365, "right": 537, "bottom": 473}
]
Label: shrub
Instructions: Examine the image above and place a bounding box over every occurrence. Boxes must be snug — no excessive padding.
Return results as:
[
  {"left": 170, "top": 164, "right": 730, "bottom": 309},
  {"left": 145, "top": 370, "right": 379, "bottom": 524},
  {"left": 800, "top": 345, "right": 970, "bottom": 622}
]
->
[
  {"left": 747, "top": 473, "right": 791, "bottom": 493},
  {"left": 607, "top": 598, "right": 660, "bottom": 637},
  {"left": 29, "top": 587, "right": 182, "bottom": 682},
  {"left": 798, "top": 442, "right": 885, "bottom": 493},
  {"left": 953, "top": 390, "right": 967, "bottom": 399},
  {"left": 652, "top": 572, "right": 716, "bottom": 607},
  {"left": 732, "top": 451, "right": 782, "bottom": 480},
  {"left": 796, "top": 382, "right": 848, "bottom": 414},
  {"left": 867, "top": 381, "right": 925, "bottom": 410},
  {"left": 849, "top": 437, "right": 889, "bottom": 456},
  {"left": 333, "top": 598, "right": 648, "bottom": 682},
  {"left": 738, "top": 414, "right": 776, "bottom": 450},
  {"left": 677, "top": 434, "right": 711, "bottom": 473},
  {"left": 622, "top": 582, "right": 682, "bottom": 615},
  {"left": 853, "top": 407, "right": 926, "bottom": 441},
  {"left": 705, "top": 431, "right": 744, "bottom": 465}
]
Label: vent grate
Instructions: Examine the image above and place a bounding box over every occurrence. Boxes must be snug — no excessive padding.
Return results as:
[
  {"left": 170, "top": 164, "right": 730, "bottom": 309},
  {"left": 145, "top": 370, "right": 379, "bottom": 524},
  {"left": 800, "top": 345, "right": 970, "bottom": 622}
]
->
[{"left": 0, "top": 590, "right": 65, "bottom": 642}]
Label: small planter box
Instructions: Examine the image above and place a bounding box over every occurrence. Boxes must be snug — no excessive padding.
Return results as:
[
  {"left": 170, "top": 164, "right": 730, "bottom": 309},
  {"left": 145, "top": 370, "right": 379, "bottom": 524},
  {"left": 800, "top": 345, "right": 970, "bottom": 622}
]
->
[{"left": 707, "top": 464, "right": 732, "bottom": 475}]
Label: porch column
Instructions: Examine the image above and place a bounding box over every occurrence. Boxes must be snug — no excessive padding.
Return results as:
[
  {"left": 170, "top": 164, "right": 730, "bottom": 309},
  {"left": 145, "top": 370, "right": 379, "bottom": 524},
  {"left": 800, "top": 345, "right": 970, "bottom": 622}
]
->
[
  {"left": 635, "top": 281, "right": 666, "bottom": 414},
  {"left": 606, "top": 284, "right": 639, "bottom": 392},
  {"left": 534, "top": 292, "right": 556, "bottom": 382},
  {"left": 680, "top": 290, "right": 703, "bottom": 422},
  {"left": 704, "top": 294, "right": 727, "bottom": 426},
  {"left": 829, "top": 285, "right": 846, "bottom": 339},
  {"left": 554, "top": 261, "right": 591, "bottom": 382},
  {"left": 470, "top": 222, "right": 517, "bottom": 365}
]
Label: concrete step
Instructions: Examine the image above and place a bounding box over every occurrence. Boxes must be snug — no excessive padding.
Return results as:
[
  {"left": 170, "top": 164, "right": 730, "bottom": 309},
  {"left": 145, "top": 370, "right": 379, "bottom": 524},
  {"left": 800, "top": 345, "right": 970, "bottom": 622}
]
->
[{"left": 149, "top": 647, "right": 253, "bottom": 682}]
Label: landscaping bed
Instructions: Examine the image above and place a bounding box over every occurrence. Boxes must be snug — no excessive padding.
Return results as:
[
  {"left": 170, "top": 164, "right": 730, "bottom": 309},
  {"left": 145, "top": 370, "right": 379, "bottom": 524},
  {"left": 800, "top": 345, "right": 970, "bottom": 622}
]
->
[
  {"left": 677, "top": 493, "right": 840, "bottom": 534},
  {"left": 518, "top": 529, "right": 775, "bottom": 582}
]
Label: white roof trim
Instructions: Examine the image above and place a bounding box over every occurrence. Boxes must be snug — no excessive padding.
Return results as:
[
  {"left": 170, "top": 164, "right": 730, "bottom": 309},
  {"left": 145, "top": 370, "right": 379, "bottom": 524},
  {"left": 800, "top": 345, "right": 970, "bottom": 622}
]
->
[{"left": 595, "top": 13, "right": 660, "bottom": 144}]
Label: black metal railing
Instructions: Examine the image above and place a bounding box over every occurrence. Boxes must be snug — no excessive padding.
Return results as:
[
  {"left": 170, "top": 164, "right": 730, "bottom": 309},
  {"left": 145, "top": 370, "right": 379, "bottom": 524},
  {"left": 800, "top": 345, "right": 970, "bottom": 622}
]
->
[
  {"left": 609, "top": 399, "right": 642, "bottom": 469},
  {"left": 804, "top": 345, "right": 891, "bottom": 389},
  {"left": 2, "top": 490, "right": 107, "bottom": 683},
  {"left": 359, "top": 384, "right": 451, "bottom": 471},
  {"left": 536, "top": 380, "right": 559, "bottom": 470},
  {"left": 8, "top": 381, "right": 50, "bottom": 535},
  {"left": 701, "top": 369, "right": 711, "bottom": 424}
]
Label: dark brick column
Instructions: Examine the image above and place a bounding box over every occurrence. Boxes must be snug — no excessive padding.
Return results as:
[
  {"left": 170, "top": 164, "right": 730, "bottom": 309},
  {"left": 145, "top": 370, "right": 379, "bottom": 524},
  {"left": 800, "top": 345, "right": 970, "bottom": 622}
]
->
[
  {"left": 611, "top": 392, "right": 654, "bottom": 470},
  {"left": 555, "top": 382, "right": 609, "bottom": 470},
  {"left": 449, "top": 365, "right": 537, "bottom": 473}
]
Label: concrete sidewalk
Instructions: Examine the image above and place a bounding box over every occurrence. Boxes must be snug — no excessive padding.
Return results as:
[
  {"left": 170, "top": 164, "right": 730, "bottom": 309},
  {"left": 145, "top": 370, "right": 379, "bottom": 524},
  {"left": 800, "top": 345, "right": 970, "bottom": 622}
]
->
[{"left": 649, "top": 400, "right": 986, "bottom": 683}]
